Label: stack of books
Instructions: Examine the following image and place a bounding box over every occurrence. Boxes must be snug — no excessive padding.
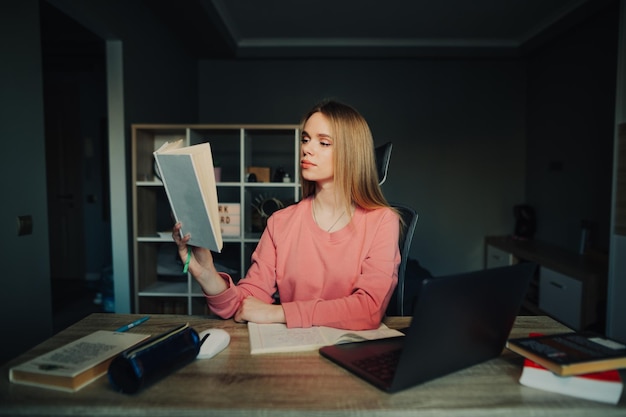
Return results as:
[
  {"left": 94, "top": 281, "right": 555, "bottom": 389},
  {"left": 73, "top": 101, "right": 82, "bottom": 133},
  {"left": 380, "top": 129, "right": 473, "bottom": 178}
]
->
[{"left": 507, "top": 332, "right": 626, "bottom": 404}]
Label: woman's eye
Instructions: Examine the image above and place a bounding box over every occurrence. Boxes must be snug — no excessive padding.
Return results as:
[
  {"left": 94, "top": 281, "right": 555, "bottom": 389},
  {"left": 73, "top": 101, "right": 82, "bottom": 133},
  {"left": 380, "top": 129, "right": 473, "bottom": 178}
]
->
[
  {"left": 321, "top": 142, "right": 331, "bottom": 147},
  {"left": 301, "top": 137, "right": 309, "bottom": 144}
]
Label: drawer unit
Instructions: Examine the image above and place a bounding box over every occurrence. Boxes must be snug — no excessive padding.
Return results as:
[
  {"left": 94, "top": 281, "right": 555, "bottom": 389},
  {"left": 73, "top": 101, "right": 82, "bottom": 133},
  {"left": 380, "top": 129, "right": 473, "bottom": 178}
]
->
[
  {"left": 485, "top": 245, "right": 516, "bottom": 268},
  {"left": 485, "top": 236, "right": 607, "bottom": 331},
  {"left": 539, "top": 267, "right": 582, "bottom": 330}
]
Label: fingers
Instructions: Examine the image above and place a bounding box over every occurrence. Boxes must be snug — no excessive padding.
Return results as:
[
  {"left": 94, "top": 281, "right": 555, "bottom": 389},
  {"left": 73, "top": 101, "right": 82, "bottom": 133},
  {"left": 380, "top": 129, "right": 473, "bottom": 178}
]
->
[
  {"left": 234, "top": 298, "right": 248, "bottom": 323},
  {"left": 233, "top": 309, "right": 246, "bottom": 324},
  {"left": 172, "top": 223, "right": 192, "bottom": 271},
  {"left": 234, "top": 297, "right": 281, "bottom": 324},
  {"left": 172, "top": 222, "right": 191, "bottom": 246}
]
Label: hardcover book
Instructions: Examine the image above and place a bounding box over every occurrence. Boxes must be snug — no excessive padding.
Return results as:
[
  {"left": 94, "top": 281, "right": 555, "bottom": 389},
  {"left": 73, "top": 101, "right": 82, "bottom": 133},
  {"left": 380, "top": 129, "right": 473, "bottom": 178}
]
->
[
  {"left": 506, "top": 332, "right": 626, "bottom": 376},
  {"left": 9, "top": 331, "right": 150, "bottom": 392},
  {"left": 248, "top": 322, "right": 404, "bottom": 354},
  {"left": 154, "top": 140, "right": 223, "bottom": 252}
]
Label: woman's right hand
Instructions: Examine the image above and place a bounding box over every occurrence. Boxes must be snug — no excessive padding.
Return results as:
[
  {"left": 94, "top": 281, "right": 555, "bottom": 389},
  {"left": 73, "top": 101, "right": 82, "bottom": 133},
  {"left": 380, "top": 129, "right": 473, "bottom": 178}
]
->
[{"left": 172, "top": 222, "right": 227, "bottom": 295}]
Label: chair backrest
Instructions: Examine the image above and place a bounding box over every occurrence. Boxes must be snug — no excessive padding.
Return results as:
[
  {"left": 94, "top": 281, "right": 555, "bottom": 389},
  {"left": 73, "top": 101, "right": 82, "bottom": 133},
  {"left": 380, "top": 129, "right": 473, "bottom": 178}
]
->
[
  {"left": 374, "top": 142, "right": 418, "bottom": 315},
  {"left": 389, "top": 202, "right": 419, "bottom": 316},
  {"left": 375, "top": 142, "right": 393, "bottom": 185}
]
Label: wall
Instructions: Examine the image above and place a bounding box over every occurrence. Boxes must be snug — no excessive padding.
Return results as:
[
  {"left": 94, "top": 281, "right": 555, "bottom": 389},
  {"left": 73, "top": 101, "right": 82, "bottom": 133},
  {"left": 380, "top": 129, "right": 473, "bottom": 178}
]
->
[
  {"left": 0, "top": 0, "right": 53, "bottom": 363},
  {"left": 198, "top": 58, "right": 527, "bottom": 276},
  {"left": 607, "top": 0, "right": 626, "bottom": 342},
  {"left": 47, "top": 0, "right": 200, "bottom": 313},
  {"left": 526, "top": 2, "right": 618, "bottom": 255},
  {"left": 0, "top": 0, "right": 200, "bottom": 362},
  {"left": 50, "top": 0, "right": 199, "bottom": 124}
]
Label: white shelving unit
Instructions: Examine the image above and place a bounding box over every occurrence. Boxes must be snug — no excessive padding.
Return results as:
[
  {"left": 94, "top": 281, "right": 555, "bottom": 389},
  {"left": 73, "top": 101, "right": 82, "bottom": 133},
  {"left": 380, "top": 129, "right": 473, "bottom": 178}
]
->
[{"left": 131, "top": 124, "right": 300, "bottom": 315}]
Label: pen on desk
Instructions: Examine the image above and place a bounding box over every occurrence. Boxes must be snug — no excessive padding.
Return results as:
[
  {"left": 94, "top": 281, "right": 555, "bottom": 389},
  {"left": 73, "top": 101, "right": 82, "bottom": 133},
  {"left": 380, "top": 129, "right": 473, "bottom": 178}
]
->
[{"left": 115, "top": 316, "right": 150, "bottom": 332}]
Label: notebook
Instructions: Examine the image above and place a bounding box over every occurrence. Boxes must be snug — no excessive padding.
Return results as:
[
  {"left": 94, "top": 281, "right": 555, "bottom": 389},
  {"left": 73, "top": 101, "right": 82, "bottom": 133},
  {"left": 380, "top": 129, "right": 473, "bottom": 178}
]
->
[{"left": 319, "top": 262, "right": 536, "bottom": 393}]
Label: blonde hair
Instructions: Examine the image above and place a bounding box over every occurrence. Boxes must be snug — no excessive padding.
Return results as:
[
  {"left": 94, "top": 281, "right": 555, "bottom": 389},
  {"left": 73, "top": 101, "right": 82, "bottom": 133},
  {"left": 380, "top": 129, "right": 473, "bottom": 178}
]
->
[{"left": 300, "top": 100, "right": 390, "bottom": 214}]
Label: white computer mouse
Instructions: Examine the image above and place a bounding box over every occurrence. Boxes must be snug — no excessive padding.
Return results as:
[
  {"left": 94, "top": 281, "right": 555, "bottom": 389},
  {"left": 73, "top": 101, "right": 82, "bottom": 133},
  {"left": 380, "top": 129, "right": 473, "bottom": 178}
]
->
[{"left": 197, "top": 328, "right": 230, "bottom": 359}]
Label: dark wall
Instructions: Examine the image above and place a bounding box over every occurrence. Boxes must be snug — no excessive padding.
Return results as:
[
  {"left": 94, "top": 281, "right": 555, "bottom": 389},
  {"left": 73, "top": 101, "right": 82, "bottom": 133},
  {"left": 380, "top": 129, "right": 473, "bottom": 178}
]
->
[
  {"left": 526, "top": 1, "right": 618, "bottom": 254},
  {"left": 196, "top": 4, "right": 618, "bottom": 274},
  {"left": 0, "top": 0, "right": 53, "bottom": 364},
  {"left": 198, "top": 58, "right": 528, "bottom": 275},
  {"left": 0, "top": 0, "right": 201, "bottom": 363},
  {"left": 49, "top": 0, "right": 199, "bottom": 125}
]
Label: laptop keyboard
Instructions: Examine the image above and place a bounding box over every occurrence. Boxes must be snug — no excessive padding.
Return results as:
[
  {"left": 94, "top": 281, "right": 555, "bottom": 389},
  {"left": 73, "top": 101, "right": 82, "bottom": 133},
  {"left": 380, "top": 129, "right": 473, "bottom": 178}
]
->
[{"left": 352, "top": 348, "right": 402, "bottom": 383}]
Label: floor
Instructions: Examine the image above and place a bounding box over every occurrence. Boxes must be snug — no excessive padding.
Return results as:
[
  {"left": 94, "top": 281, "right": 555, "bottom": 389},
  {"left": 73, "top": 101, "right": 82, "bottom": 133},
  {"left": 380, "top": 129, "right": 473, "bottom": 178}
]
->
[{"left": 51, "top": 278, "right": 105, "bottom": 334}]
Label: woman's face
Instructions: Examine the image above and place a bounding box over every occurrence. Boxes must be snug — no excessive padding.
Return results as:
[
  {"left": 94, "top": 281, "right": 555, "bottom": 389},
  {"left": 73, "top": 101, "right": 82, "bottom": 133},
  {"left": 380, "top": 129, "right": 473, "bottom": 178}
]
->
[{"left": 301, "top": 112, "right": 334, "bottom": 185}]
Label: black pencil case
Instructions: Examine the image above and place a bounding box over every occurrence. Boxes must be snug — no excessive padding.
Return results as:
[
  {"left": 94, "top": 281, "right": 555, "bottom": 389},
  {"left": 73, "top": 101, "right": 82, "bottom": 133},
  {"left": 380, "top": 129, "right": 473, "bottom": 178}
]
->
[{"left": 108, "top": 323, "right": 200, "bottom": 394}]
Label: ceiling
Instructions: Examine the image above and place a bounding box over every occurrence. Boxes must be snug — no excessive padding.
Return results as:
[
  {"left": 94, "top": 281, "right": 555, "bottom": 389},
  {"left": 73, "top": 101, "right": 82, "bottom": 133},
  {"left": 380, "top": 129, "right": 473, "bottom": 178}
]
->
[{"left": 145, "top": 0, "right": 609, "bottom": 59}]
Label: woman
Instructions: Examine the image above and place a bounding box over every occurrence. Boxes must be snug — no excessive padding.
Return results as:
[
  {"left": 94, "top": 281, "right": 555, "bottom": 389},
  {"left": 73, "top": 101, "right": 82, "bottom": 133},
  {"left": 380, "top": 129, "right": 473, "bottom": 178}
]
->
[{"left": 173, "top": 100, "right": 400, "bottom": 330}]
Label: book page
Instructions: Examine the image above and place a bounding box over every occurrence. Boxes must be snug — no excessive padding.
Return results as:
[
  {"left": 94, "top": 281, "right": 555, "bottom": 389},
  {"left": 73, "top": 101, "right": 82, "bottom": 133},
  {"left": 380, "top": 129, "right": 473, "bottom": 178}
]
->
[
  {"left": 320, "top": 324, "right": 404, "bottom": 345},
  {"left": 248, "top": 323, "right": 404, "bottom": 354},
  {"left": 249, "top": 323, "right": 328, "bottom": 354},
  {"left": 10, "top": 331, "right": 150, "bottom": 378}
]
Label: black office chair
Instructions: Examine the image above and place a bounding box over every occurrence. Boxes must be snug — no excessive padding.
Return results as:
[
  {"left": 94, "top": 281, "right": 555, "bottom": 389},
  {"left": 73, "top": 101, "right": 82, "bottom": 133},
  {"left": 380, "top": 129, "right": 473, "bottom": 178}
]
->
[
  {"left": 388, "top": 202, "right": 419, "bottom": 316},
  {"left": 374, "top": 142, "right": 419, "bottom": 316},
  {"left": 375, "top": 142, "right": 393, "bottom": 186}
]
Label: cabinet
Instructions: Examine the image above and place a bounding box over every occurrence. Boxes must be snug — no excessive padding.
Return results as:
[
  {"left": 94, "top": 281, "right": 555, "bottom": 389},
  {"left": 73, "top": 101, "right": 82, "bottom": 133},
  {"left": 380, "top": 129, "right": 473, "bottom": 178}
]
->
[
  {"left": 484, "top": 236, "right": 607, "bottom": 331},
  {"left": 131, "top": 124, "right": 301, "bottom": 315},
  {"left": 485, "top": 245, "right": 517, "bottom": 269},
  {"left": 538, "top": 267, "right": 583, "bottom": 330}
]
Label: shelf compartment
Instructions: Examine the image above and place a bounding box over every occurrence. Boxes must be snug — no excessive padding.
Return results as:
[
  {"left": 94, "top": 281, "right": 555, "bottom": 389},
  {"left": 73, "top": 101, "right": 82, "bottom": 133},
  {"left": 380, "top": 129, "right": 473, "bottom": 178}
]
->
[
  {"left": 134, "top": 127, "right": 187, "bottom": 182},
  {"left": 138, "top": 296, "right": 188, "bottom": 315},
  {"left": 190, "top": 128, "right": 241, "bottom": 182},
  {"left": 191, "top": 296, "right": 217, "bottom": 316},
  {"left": 244, "top": 128, "right": 298, "bottom": 183},
  {"left": 138, "top": 280, "right": 188, "bottom": 296},
  {"left": 246, "top": 186, "right": 298, "bottom": 234}
]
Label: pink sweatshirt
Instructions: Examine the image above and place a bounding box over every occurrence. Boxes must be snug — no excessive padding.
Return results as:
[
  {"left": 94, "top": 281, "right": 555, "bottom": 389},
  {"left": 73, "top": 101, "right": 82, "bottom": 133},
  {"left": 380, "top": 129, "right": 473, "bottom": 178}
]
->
[{"left": 205, "top": 196, "right": 400, "bottom": 330}]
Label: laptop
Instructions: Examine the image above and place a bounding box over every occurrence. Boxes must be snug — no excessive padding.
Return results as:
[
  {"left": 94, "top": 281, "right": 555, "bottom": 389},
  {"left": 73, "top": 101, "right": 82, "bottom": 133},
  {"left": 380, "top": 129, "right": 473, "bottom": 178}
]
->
[{"left": 319, "top": 262, "right": 536, "bottom": 393}]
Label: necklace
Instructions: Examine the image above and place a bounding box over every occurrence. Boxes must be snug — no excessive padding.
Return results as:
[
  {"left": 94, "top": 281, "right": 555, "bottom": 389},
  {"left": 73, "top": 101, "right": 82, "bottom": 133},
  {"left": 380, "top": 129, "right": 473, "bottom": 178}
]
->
[{"left": 312, "top": 201, "right": 346, "bottom": 232}]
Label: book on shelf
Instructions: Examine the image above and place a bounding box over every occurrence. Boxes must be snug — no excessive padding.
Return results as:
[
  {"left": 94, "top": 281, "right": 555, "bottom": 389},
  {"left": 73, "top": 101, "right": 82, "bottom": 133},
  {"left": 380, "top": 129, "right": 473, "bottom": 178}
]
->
[
  {"left": 248, "top": 322, "right": 404, "bottom": 354},
  {"left": 519, "top": 358, "right": 624, "bottom": 404},
  {"left": 9, "top": 330, "right": 150, "bottom": 392},
  {"left": 153, "top": 139, "right": 223, "bottom": 252},
  {"left": 506, "top": 332, "right": 626, "bottom": 376}
]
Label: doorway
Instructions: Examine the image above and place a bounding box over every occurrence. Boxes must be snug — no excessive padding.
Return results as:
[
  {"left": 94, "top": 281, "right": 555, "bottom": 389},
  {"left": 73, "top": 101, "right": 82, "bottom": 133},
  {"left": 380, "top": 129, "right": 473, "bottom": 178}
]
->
[{"left": 40, "top": 1, "right": 111, "bottom": 331}]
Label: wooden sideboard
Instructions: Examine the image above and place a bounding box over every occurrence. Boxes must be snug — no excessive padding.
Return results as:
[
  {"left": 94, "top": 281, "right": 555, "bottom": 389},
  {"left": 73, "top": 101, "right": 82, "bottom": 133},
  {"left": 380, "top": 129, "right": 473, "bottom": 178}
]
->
[{"left": 485, "top": 236, "right": 608, "bottom": 332}]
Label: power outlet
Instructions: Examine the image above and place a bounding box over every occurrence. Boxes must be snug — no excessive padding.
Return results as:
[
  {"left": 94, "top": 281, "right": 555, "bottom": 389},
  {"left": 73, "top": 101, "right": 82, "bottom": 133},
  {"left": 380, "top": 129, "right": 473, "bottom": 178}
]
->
[{"left": 17, "top": 215, "right": 33, "bottom": 236}]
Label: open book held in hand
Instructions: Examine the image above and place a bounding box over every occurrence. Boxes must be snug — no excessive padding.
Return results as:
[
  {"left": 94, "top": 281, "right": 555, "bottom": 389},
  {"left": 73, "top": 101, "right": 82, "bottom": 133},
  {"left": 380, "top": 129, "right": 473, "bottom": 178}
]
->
[
  {"left": 9, "top": 331, "right": 150, "bottom": 392},
  {"left": 154, "top": 139, "right": 223, "bottom": 252},
  {"left": 506, "top": 332, "right": 626, "bottom": 376},
  {"left": 248, "top": 322, "right": 404, "bottom": 354}
]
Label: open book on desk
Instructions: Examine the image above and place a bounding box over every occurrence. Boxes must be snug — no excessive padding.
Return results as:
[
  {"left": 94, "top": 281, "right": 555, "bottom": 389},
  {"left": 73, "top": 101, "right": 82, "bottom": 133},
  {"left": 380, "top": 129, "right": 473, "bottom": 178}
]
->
[
  {"left": 153, "top": 139, "right": 222, "bottom": 252},
  {"left": 248, "top": 322, "right": 404, "bottom": 354}
]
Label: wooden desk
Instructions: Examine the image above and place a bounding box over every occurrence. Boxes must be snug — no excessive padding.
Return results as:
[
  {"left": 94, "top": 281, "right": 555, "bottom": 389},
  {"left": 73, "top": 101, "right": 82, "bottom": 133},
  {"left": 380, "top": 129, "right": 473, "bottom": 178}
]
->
[{"left": 1, "top": 314, "right": 624, "bottom": 417}]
